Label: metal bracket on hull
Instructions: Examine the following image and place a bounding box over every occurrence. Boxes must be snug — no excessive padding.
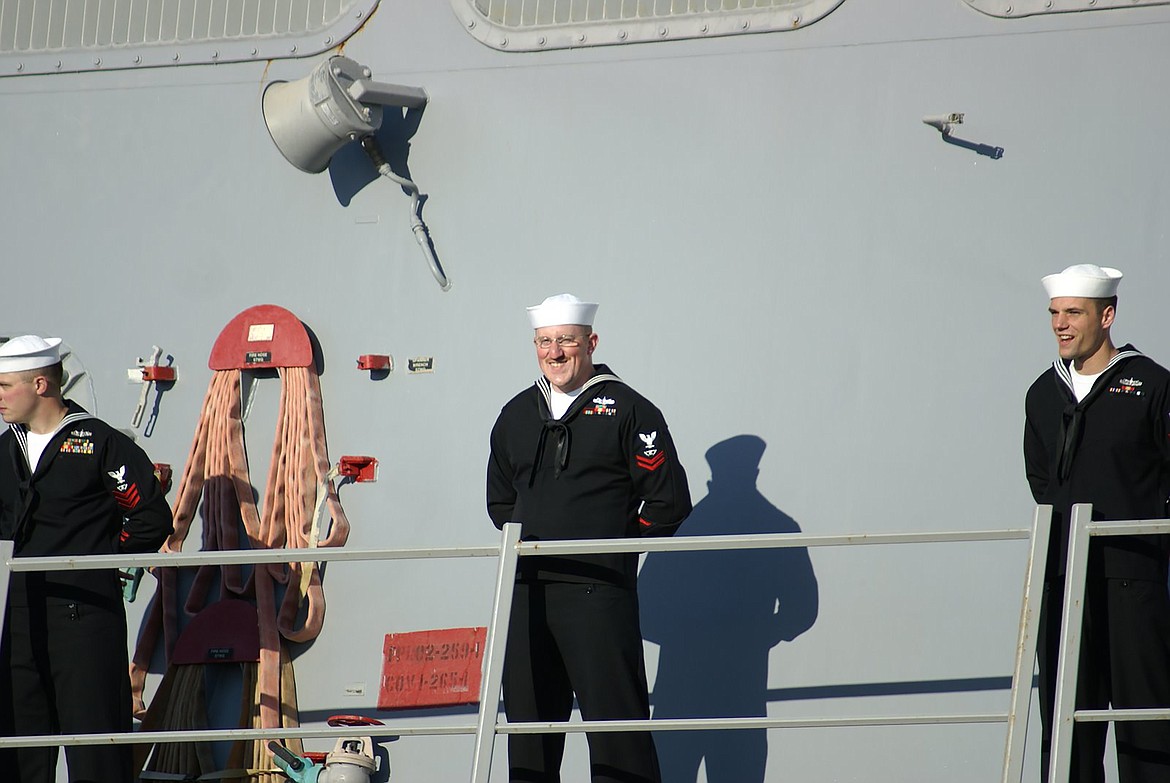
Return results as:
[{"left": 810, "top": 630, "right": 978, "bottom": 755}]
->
[
  {"left": 923, "top": 112, "right": 1005, "bottom": 160},
  {"left": 261, "top": 57, "right": 449, "bottom": 291}
]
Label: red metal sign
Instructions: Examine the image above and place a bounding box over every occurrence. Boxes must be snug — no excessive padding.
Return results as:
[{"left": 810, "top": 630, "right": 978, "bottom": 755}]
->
[
  {"left": 208, "top": 304, "right": 314, "bottom": 370},
  {"left": 377, "top": 627, "right": 487, "bottom": 710}
]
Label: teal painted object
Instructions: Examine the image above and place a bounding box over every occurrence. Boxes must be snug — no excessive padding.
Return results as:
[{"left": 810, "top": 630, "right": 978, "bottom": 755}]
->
[
  {"left": 120, "top": 567, "right": 144, "bottom": 603},
  {"left": 269, "top": 742, "right": 322, "bottom": 783}
]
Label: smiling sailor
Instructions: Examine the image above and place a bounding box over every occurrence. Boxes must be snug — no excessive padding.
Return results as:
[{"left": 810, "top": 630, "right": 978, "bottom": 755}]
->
[
  {"left": 487, "top": 293, "right": 692, "bottom": 783},
  {"left": 1023, "top": 266, "right": 1170, "bottom": 783},
  {"left": 0, "top": 335, "right": 173, "bottom": 783}
]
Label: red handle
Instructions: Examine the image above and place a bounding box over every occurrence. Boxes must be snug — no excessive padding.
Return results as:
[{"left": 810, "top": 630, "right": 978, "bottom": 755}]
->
[{"left": 326, "top": 714, "right": 385, "bottom": 727}]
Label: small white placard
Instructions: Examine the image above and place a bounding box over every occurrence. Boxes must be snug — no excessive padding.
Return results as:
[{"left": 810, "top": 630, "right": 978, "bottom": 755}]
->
[{"left": 247, "top": 324, "right": 275, "bottom": 342}]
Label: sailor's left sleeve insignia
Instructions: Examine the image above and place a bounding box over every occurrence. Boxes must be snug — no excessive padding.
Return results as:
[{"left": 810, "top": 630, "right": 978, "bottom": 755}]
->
[
  {"left": 108, "top": 465, "right": 141, "bottom": 509},
  {"left": 636, "top": 431, "right": 666, "bottom": 471}
]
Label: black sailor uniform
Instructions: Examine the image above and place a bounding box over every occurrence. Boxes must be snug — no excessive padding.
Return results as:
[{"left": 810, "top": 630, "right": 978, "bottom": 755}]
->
[
  {"left": 487, "top": 365, "right": 691, "bottom": 783},
  {"left": 1024, "top": 346, "right": 1170, "bottom": 783},
  {"left": 0, "top": 401, "right": 173, "bottom": 783}
]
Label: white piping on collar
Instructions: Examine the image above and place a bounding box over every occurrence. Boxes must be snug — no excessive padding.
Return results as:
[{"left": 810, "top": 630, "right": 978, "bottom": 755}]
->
[
  {"left": 534, "top": 372, "right": 622, "bottom": 413},
  {"left": 9, "top": 411, "right": 94, "bottom": 454},
  {"left": 1053, "top": 348, "right": 1142, "bottom": 393}
]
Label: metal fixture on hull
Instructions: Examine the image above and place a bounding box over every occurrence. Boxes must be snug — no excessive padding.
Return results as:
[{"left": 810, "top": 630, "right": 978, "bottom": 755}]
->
[{"left": 262, "top": 57, "right": 449, "bottom": 290}]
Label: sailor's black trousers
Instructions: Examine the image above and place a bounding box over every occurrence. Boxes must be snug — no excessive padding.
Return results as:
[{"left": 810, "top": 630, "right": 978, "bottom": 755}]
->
[
  {"left": 503, "top": 580, "right": 660, "bottom": 783},
  {"left": 1038, "top": 574, "right": 1170, "bottom": 783},
  {"left": 0, "top": 593, "right": 133, "bottom": 783}
]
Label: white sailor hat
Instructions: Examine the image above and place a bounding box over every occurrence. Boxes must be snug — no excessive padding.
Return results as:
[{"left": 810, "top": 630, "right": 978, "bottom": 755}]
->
[
  {"left": 0, "top": 335, "right": 63, "bottom": 374},
  {"left": 1041, "top": 264, "right": 1123, "bottom": 299},
  {"left": 526, "top": 293, "right": 599, "bottom": 329}
]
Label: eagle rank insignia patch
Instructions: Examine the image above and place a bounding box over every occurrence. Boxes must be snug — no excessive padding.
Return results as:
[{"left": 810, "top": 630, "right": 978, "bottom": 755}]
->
[
  {"left": 636, "top": 431, "right": 666, "bottom": 471},
  {"left": 108, "top": 465, "right": 142, "bottom": 510}
]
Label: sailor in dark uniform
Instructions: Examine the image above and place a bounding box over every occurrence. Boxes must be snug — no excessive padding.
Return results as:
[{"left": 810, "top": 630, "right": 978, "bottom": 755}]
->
[
  {"left": 1023, "top": 266, "right": 1170, "bottom": 783},
  {"left": 0, "top": 335, "right": 173, "bottom": 783},
  {"left": 487, "top": 294, "right": 692, "bottom": 783}
]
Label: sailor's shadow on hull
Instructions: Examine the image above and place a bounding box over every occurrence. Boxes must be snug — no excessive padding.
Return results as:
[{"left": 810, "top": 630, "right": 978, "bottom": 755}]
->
[{"left": 639, "top": 435, "right": 819, "bottom": 783}]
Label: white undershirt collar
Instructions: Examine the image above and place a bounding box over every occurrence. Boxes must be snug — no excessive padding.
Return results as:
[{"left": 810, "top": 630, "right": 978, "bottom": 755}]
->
[
  {"left": 24, "top": 430, "right": 55, "bottom": 472},
  {"left": 1069, "top": 363, "right": 1105, "bottom": 403},
  {"left": 549, "top": 387, "right": 585, "bottom": 419}
]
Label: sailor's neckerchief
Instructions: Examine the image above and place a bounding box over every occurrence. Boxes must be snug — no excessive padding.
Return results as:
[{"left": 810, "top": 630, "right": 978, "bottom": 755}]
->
[
  {"left": 1051, "top": 346, "right": 1142, "bottom": 483},
  {"left": 527, "top": 368, "right": 622, "bottom": 487}
]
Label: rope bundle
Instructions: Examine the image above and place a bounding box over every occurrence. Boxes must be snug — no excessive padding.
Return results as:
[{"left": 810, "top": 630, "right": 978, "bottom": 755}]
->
[{"left": 132, "top": 364, "right": 351, "bottom": 778}]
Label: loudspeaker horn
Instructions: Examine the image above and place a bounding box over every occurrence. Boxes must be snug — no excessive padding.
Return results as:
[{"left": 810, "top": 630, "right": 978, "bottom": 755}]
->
[{"left": 262, "top": 56, "right": 384, "bottom": 173}]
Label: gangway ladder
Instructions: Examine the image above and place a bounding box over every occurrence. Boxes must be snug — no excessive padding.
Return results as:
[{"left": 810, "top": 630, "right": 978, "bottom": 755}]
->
[
  {"left": 471, "top": 506, "right": 1055, "bottom": 783},
  {"left": 1048, "top": 503, "right": 1170, "bottom": 783}
]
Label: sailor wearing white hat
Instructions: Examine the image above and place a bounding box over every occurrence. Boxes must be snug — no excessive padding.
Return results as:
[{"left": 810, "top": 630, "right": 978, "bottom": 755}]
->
[
  {"left": 488, "top": 293, "right": 691, "bottom": 783},
  {"left": 0, "top": 334, "right": 173, "bottom": 783},
  {"left": 0, "top": 336, "right": 66, "bottom": 433},
  {"left": 526, "top": 293, "right": 600, "bottom": 405},
  {"left": 1041, "top": 263, "right": 1123, "bottom": 300},
  {"left": 526, "top": 292, "right": 599, "bottom": 330},
  {"left": 1024, "top": 267, "right": 1170, "bottom": 783},
  {"left": 0, "top": 335, "right": 63, "bottom": 375},
  {"left": 1042, "top": 264, "right": 1123, "bottom": 379}
]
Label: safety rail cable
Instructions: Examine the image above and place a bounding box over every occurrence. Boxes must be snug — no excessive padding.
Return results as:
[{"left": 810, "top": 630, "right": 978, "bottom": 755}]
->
[
  {"left": 1048, "top": 504, "right": 1170, "bottom": 783},
  {"left": 0, "top": 510, "right": 1051, "bottom": 783}
]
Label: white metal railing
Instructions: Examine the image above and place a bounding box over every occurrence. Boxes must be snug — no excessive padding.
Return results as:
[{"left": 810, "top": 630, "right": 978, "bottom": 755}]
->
[
  {"left": 0, "top": 541, "right": 503, "bottom": 755},
  {"left": 1048, "top": 503, "right": 1170, "bottom": 783},
  {"left": 0, "top": 507, "right": 1053, "bottom": 783},
  {"left": 474, "top": 509, "right": 1052, "bottom": 783}
]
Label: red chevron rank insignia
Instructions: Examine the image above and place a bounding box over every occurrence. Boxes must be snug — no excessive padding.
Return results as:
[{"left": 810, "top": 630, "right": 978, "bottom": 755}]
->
[
  {"left": 636, "top": 431, "right": 666, "bottom": 471},
  {"left": 113, "top": 483, "right": 141, "bottom": 510},
  {"left": 636, "top": 452, "right": 666, "bottom": 471}
]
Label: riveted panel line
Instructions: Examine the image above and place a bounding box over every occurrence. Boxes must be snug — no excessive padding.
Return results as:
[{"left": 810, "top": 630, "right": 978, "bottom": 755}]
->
[{"left": 455, "top": 0, "right": 843, "bottom": 50}]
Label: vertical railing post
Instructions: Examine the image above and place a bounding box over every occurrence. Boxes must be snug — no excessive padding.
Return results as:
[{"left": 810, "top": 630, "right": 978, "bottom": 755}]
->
[
  {"left": 1048, "top": 503, "right": 1094, "bottom": 783},
  {"left": 0, "top": 539, "right": 13, "bottom": 633},
  {"left": 471, "top": 522, "right": 522, "bottom": 783},
  {"left": 1002, "top": 505, "right": 1051, "bottom": 783}
]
